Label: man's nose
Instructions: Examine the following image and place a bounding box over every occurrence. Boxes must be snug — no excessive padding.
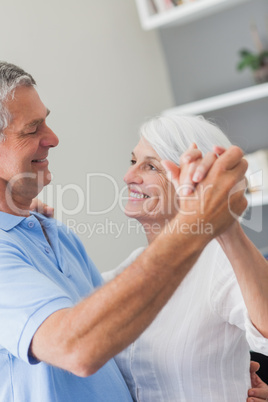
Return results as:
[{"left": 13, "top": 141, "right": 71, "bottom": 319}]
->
[{"left": 40, "top": 125, "right": 59, "bottom": 148}]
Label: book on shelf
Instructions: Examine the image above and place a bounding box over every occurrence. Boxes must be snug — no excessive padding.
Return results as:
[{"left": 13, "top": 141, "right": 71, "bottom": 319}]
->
[
  {"left": 151, "top": 0, "right": 172, "bottom": 13},
  {"left": 149, "top": 0, "right": 199, "bottom": 14}
]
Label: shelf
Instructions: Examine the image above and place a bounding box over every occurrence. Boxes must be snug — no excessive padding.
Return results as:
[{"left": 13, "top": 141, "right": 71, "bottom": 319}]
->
[
  {"left": 246, "top": 191, "right": 268, "bottom": 207},
  {"left": 162, "top": 82, "right": 268, "bottom": 115},
  {"left": 135, "top": 0, "right": 251, "bottom": 30}
]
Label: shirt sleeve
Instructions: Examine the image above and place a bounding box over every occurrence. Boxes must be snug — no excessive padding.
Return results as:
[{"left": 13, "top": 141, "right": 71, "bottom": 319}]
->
[
  {"left": 209, "top": 242, "right": 268, "bottom": 355},
  {"left": 0, "top": 240, "right": 73, "bottom": 365}
]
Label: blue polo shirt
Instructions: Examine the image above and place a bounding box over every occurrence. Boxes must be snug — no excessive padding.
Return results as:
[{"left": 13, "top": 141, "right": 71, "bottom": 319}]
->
[{"left": 0, "top": 211, "right": 133, "bottom": 402}]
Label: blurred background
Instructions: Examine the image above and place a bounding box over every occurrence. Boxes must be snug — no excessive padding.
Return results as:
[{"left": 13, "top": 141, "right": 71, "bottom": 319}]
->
[{"left": 0, "top": 0, "right": 267, "bottom": 271}]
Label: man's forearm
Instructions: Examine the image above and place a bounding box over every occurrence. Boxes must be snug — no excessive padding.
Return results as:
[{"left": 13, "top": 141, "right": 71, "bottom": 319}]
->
[
  {"left": 31, "top": 215, "right": 208, "bottom": 376},
  {"left": 31, "top": 146, "right": 248, "bottom": 375}
]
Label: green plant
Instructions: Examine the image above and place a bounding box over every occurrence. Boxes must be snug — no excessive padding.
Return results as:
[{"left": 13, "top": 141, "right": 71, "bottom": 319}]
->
[{"left": 237, "top": 49, "right": 268, "bottom": 72}]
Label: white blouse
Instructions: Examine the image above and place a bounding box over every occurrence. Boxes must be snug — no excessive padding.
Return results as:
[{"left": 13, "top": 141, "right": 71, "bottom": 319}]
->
[{"left": 102, "top": 240, "right": 268, "bottom": 402}]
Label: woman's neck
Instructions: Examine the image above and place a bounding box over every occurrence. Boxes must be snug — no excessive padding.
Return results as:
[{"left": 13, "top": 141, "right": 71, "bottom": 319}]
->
[{"left": 142, "top": 220, "right": 168, "bottom": 245}]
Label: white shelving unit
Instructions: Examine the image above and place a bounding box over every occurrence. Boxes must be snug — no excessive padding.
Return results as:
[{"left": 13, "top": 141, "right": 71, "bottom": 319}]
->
[
  {"left": 162, "top": 83, "right": 268, "bottom": 207},
  {"left": 162, "top": 82, "right": 268, "bottom": 115},
  {"left": 135, "top": 0, "right": 251, "bottom": 30}
]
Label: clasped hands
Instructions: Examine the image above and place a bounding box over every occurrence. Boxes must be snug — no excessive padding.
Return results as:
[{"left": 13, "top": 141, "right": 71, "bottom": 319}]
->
[{"left": 162, "top": 143, "right": 248, "bottom": 237}]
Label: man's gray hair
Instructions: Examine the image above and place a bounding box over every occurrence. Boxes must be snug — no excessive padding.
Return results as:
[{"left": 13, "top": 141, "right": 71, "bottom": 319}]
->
[{"left": 0, "top": 62, "right": 36, "bottom": 141}]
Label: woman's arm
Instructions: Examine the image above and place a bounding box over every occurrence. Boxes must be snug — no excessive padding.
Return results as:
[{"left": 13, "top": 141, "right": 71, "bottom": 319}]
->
[
  {"left": 217, "top": 223, "right": 268, "bottom": 337},
  {"left": 173, "top": 145, "right": 268, "bottom": 338}
]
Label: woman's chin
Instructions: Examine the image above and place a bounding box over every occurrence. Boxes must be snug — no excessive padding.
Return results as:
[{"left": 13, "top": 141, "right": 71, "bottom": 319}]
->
[{"left": 124, "top": 208, "right": 143, "bottom": 220}]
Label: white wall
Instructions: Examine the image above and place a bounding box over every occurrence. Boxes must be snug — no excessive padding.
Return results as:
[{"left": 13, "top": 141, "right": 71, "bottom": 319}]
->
[{"left": 0, "top": 0, "right": 174, "bottom": 271}]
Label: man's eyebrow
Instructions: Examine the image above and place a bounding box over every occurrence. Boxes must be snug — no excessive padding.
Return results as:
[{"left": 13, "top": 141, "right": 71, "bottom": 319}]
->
[{"left": 24, "top": 108, "right": 50, "bottom": 129}]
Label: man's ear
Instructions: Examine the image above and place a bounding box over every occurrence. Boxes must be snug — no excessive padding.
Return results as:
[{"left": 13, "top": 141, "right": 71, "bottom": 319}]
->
[
  {"left": 0, "top": 133, "right": 6, "bottom": 143},
  {"left": 161, "top": 160, "right": 181, "bottom": 190}
]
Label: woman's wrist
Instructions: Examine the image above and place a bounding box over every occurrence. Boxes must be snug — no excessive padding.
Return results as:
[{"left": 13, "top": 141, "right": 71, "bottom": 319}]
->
[{"left": 217, "top": 221, "right": 242, "bottom": 250}]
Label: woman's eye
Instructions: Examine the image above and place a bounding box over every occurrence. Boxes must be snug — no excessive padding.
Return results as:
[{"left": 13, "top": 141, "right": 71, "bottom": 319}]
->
[
  {"left": 130, "top": 159, "right": 136, "bottom": 165},
  {"left": 148, "top": 164, "right": 156, "bottom": 171}
]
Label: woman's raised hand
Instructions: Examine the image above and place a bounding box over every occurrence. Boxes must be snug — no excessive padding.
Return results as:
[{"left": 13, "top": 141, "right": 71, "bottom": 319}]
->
[{"left": 162, "top": 144, "right": 248, "bottom": 237}]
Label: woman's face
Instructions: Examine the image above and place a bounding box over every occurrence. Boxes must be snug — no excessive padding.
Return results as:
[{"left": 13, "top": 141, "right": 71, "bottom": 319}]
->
[{"left": 123, "top": 138, "right": 178, "bottom": 227}]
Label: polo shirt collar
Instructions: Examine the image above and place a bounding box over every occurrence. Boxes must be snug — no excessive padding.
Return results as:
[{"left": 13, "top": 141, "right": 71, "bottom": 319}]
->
[{"left": 0, "top": 211, "right": 28, "bottom": 231}]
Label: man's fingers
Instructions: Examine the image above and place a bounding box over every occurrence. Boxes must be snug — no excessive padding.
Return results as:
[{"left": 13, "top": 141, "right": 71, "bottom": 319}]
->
[
  {"left": 229, "top": 159, "right": 249, "bottom": 188},
  {"left": 180, "top": 148, "right": 202, "bottom": 165},
  {"left": 192, "top": 152, "right": 217, "bottom": 183},
  {"left": 213, "top": 145, "right": 226, "bottom": 156},
  {"left": 216, "top": 145, "right": 245, "bottom": 170}
]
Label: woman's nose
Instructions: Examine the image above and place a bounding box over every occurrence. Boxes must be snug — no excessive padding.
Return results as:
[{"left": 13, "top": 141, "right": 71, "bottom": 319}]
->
[{"left": 124, "top": 166, "right": 143, "bottom": 185}]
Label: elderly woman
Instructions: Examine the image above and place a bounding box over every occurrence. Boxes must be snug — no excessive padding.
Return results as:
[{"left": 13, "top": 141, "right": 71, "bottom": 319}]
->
[{"left": 103, "top": 114, "right": 268, "bottom": 402}]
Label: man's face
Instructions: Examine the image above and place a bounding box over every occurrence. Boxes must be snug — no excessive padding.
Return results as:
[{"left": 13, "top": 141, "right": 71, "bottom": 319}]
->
[{"left": 0, "top": 85, "right": 59, "bottom": 205}]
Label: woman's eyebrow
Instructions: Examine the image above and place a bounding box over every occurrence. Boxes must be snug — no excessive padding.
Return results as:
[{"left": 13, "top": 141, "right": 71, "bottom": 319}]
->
[
  {"left": 144, "top": 156, "right": 160, "bottom": 162},
  {"left": 131, "top": 152, "right": 160, "bottom": 163}
]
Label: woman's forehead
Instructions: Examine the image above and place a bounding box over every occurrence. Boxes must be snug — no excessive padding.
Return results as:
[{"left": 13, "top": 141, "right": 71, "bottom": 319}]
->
[{"left": 133, "top": 138, "right": 161, "bottom": 160}]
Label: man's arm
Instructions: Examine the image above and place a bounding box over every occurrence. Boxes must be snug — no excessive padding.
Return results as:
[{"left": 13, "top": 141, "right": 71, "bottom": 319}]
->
[{"left": 30, "top": 146, "right": 247, "bottom": 377}]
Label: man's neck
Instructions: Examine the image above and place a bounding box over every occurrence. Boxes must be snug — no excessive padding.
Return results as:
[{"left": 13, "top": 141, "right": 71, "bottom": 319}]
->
[
  {"left": 0, "top": 192, "right": 31, "bottom": 216},
  {"left": 0, "top": 179, "right": 34, "bottom": 216}
]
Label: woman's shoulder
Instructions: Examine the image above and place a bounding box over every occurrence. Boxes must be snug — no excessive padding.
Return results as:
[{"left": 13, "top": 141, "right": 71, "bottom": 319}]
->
[
  {"left": 125, "top": 246, "right": 146, "bottom": 262},
  {"left": 102, "top": 246, "right": 146, "bottom": 282}
]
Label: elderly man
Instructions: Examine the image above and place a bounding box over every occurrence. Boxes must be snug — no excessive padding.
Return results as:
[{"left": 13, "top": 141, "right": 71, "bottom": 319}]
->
[{"left": 0, "top": 62, "right": 247, "bottom": 401}]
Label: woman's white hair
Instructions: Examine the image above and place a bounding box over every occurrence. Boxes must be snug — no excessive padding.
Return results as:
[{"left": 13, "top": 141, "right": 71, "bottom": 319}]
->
[{"left": 139, "top": 114, "right": 232, "bottom": 165}]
